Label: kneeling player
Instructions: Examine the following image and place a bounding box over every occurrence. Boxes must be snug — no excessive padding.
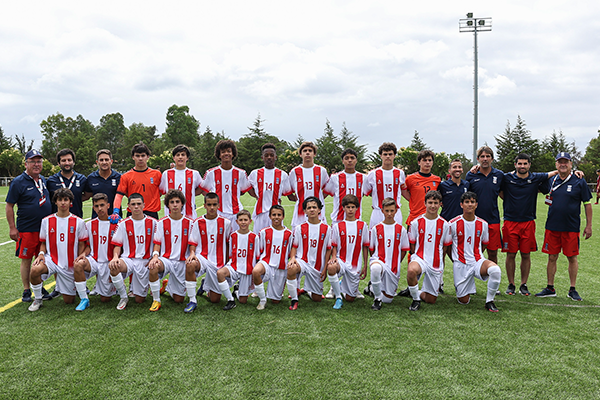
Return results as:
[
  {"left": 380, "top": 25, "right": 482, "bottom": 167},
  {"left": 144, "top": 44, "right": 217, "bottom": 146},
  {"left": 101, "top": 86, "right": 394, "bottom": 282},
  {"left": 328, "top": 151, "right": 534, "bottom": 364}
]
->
[
  {"left": 406, "top": 190, "right": 451, "bottom": 311},
  {"left": 287, "top": 196, "right": 333, "bottom": 310},
  {"left": 368, "top": 197, "right": 409, "bottom": 310},
  {"left": 72, "top": 193, "right": 119, "bottom": 311},
  {"left": 147, "top": 189, "right": 194, "bottom": 311},
  {"left": 327, "top": 194, "right": 369, "bottom": 310},
  {"left": 28, "top": 188, "right": 88, "bottom": 311},
  {"left": 252, "top": 205, "right": 293, "bottom": 310},
  {"left": 217, "top": 210, "right": 260, "bottom": 310},
  {"left": 449, "top": 191, "right": 502, "bottom": 312}
]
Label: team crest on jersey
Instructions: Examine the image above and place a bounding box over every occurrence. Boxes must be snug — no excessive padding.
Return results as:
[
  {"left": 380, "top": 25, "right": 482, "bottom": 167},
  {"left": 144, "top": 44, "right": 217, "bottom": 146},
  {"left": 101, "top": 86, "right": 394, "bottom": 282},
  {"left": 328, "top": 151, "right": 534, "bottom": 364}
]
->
[
  {"left": 320, "top": 233, "right": 325, "bottom": 240},
  {"left": 358, "top": 228, "right": 363, "bottom": 235},
  {"left": 316, "top": 175, "right": 320, "bottom": 183},
  {"left": 249, "top": 243, "right": 254, "bottom": 251},
  {"left": 183, "top": 229, "right": 188, "bottom": 236},
  {"left": 493, "top": 177, "right": 497, "bottom": 184},
  {"left": 150, "top": 178, "right": 154, "bottom": 184},
  {"left": 395, "top": 178, "right": 399, "bottom": 184},
  {"left": 275, "top": 177, "right": 280, "bottom": 184},
  {"left": 111, "top": 179, "right": 117, "bottom": 186},
  {"left": 147, "top": 228, "right": 151, "bottom": 235},
  {"left": 476, "top": 230, "right": 481, "bottom": 237},
  {"left": 233, "top": 178, "right": 238, "bottom": 185},
  {"left": 358, "top": 182, "right": 362, "bottom": 189},
  {"left": 187, "top": 178, "right": 191, "bottom": 184},
  {"left": 283, "top": 239, "right": 289, "bottom": 246},
  {"left": 303, "top": 233, "right": 307, "bottom": 239},
  {"left": 433, "top": 182, "right": 437, "bottom": 187},
  {"left": 219, "top": 227, "right": 223, "bottom": 234},
  {"left": 437, "top": 228, "right": 442, "bottom": 235},
  {"left": 75, "top": 180, "right": 80, "bottom": 187},
  {"left": 70, "top": 226, "right": 74, "bottom": 233},
  {"left": 396, "top": 233, "right": 400, "bottom": 240}
]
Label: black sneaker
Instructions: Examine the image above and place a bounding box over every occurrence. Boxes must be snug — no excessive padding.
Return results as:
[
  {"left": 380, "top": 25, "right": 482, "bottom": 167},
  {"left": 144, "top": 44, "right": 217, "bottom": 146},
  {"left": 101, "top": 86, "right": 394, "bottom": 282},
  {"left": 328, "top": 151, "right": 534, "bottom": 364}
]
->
[
  {"left": 397, "top": 288, "right": 411, "bottom": 297},
  {"left": 567, "top": 289, "right": 582, "bottom": 301},
  {"left": 535, "top": 287, "right": 556, "bottom": 297},
  {"left": 438, "top": 282, "right": 444, "bottom": 294},
  {"left": 505, "top": 283, "right": 516, "bottom": 295},
  {"left": 22, "top": 289, "right": 32, "bottom": 303},
  {"left": 363, "top": 281, "right": 373, "bottom": 297},
  {"left": 232, "top": 284, "right": 239, "bottom": 300},
  {"left": 196, "top": 278, "right": 205, "bottom": 297},
  {"left": 409, "top": 300, "right": 421, "bottom": 311},
  {"left": 519, "top": 284, "right": 530, "bottom": 296},
  {"left": 49, "top": 289, "right": 60, "bottom": 299},
  {"left": 371, "top": 299, "right": 382, "bottom": 310},
  {"left": 223, "top": 300, "right": 236, "bottom": 311},
  {"left": 485, "top": 301, "right": 499, "bottom": 312},
  {"left": 42, "top": 287, "right": 53, "bottom": 301}
]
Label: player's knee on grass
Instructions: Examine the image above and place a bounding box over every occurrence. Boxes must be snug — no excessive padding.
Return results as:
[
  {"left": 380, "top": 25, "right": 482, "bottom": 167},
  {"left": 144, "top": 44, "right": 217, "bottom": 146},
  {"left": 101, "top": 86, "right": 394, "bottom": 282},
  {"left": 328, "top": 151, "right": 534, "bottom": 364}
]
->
[
  {"left": 173, "top": 294, "right": 185, "bottom": 303},
  {"left": 272, "top": 299, "right": 281, "bottom": 304},
  {"left": 135, "top": 295, "right": 146, "bottom": 303},
  {"left": 345, "top": 294, "right": 356, "bottom": 302},
  {"left": 457, "top": 294, "right": 470, "bottom": 304},
  {"left": 208, "top": 291, "right": 221, "bottom": 303},
  {"left": 421, "top": 292, "right": 437, "bottom": 304},
  {"left": 100, "top": 296, "right": 112, "bottom": 303},
  {"left": 311, "top": 293, "right": 323, "bottom": 302},
  {"left": 381, "top": 293, "right": 394, "bottom": 303},
  {"left": 63, "top": 294, "right": 75, "bottom": 304},
  {"left": 239, "top": 296, "right": 248, "bottom": 304}
]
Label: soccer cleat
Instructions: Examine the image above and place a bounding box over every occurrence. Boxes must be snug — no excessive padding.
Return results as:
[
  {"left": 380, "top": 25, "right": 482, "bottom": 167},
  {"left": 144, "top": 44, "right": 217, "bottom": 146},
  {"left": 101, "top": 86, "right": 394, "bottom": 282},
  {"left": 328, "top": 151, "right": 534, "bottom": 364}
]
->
[
  {"left": 325, "top": 288, "right": 335, "bottom": 299},
  {"left": 41, "top": 287, "right": 53, "bottom": 301},
  {"left": 184, "top": 301, "right": 197, "bottom": 313},
  {"left": 75, "top": 298, "right": 90, "bottom": 311},
  {"left": 89, "top": 287, "right": 98, "bottom": 296},
  {"left": 397, "top": 288, "right": 411, "bottom": 297},
  {"left": 409, "top": 300, "right": 421, "bottom": 311},
  {"left": 289, "top": 300, "right": 298, "bottom": 310},
  {"left": 149, "top": 300, "right": 162, "bottom": 312},
  {"left": 485, "top": 301, "right": 499, "bottom": 312},
  {"left": 256, "top": 300, "right": 267, "bottom": 310},
  {"left": 519, "top": 284, "right": 531, "bottom": 296},
  {"left": 196, "top": 278, "right": 205, "bottom": 297},
  {"left": 116, "top": 297, "right": 129, "bottom": 310},
  {"left": 355, "top": 291, "right": 365, "bottom": 299},
  {"left": 49, "top": 289, "right": 61, "bottom": 299},
  {"left": 567, "top": 289, "right": 582, "bottom": 301},
  {"left": 127, "top": 291, "right": 135, "bottom": 298},
  {"left": 438, "top": 282, "right": 445, "bottom": 294},
  {"left": 22, "top": 289, "right": 33, "bottom": 303},
  {"left": 371, "top": 299, "right": 382, "bottom": 311},
  {"left": 333, "top": 298, "right": 343, "bottom": 310},
  {"left": 505, "top": 283, "right": 516, "bottom": 295},
  {"left": 28, "top": 299, "right": 43, "bottom": 312},
  {"left": 363, "top": 281, "right": 373, "bottom": 297},
  {"left": 535, "top": 287, "right": 556, "bottom": 297},
  {"left": 251, "top": 292, "right": 259, "bottom": 298},
  {"left": 232, "top": 284, "right": 239, "bottom": 300},
  {"left": 160, "top": 279, "right": 168, "bottom": 295},
  {"left": 223, "top": 300, "right": 236, "bottom": 311}
]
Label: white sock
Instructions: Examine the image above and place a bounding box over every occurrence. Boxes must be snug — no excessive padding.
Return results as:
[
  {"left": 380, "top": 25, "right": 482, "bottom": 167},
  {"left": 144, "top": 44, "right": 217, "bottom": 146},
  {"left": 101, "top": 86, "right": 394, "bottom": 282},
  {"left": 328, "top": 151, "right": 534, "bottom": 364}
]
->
[
  {"left": 486, "top": 265, "right": 502, "bottom": 303},
  {"left": 75, "top": 281, "right": 88, "bottom": 300},
  {"left": 111, "top": 273, "right": 127, "bottom": 298},
  {"left": 371, "top": 263, "right": 383, "bottom": 300},
  {"left": 149, "top": 280, "right": 161, "bottom": 302},
  {"left": 287, "top": 279, "right": 298, "bottom": 301},
  {"left": 186, "top": 281, "right": 197, "bottom": 303},
  {"left": 219, "top": 280, "right": 233, "bottom": 301},
  {"left": 31, "top": 282, "right": 43, "bottom": 300},
  {"left": 328, "top": 274, "right": 342, "bottom": 299},
  {"left": 382, "top": 295, "right": 394, "bottom": 304},
  {"left": 408, "top": 284, "right": 420, "bottom": 301},
  {"left": 255, "top": 282, "right": 266, "bottom": 302}
]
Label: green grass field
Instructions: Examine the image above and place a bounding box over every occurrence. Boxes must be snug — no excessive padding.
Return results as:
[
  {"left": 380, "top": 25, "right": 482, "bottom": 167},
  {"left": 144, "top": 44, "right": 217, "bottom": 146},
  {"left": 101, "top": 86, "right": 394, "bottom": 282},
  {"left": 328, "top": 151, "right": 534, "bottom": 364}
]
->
[{"left": 1, "top": 187, "right": 599, "bottom": 399}]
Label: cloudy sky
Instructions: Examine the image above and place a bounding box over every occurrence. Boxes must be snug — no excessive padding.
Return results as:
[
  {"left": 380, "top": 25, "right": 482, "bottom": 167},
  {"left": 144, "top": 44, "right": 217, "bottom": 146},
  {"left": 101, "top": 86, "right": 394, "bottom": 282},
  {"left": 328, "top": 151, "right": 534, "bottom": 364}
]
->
[{"left": 1, "top": 0, "right": 599, "bottom": 159}]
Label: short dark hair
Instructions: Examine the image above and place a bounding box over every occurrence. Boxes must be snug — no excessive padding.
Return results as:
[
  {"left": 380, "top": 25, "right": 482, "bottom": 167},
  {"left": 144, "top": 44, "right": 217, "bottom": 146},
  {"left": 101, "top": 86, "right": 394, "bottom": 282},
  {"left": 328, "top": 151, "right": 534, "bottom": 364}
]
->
[
  {"left": 205, "top": 192, "right": 219, "bottom": 203},
  {"left": 418, "top": 149, "right": 435, "bottom": 162},
  {"left": 53, "top": 187, "right": 74, "bottom": 203},
  {"left": 56, "top": 148, "right": 75, "bottom": 164},
  {"left": 131, "top": 142, "right": 151, "bottom": 157},
  {"left": 302, "top": 196, "right": 322, "bottom": 211},
  {"left": 214, "top": 140, "right": 237, "bottom": 161},
  {"left": 461, "top": 191, "right": 478, "bottom": 203},
  {"left": 341, "top": 148, "right": 358, "bottom": 159},
  {"left": 172, "top": 145, "right": 190, "bottom": 158},
  {"left": 477, "top": 146, "right": 494, "bottom": 159},
  {"left": 514, "top": 153, "right": 531, "bottom": 164},
  {"left": 425, "top": 190, "right": 442, "bottom": 202},
  {"left": 128, "top": 193, "right": 144, "bottom": 203},
  {"left": 298, "top": 141, "right": 317, "bottom": 155},
  {"left": 261, "top": 143, "right": 277, "bottom": 154},
  {"left": 164, "top": 189, "right": 186, "bottom": 207},
  {"left": 341, "top": 194, "right": 359, "bottom": 208},
  {"left": 378, "top": 142, "right": 397, "bottom": 155},
  {"left": 381, "top": 197, "right": 397, "bottom": 209},
  {"left": 269, "top": 204, "right": 285, "bottom": 217},
  {"left": 92, "top": 193, "right": 109, "bottom": 204},
  {"left": 237, "top": 209, "right": 252, "bottom": 219},
  {"left": 96, "top": 149, "right": 112, "bottom": 159}
]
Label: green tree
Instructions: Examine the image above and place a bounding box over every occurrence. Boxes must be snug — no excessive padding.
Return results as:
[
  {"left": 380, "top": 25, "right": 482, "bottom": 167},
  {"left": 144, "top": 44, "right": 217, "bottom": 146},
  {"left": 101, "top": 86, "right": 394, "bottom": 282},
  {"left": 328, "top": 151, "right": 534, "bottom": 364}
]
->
[
  {"left": 276, "top": 134, "right": 303, "bottom": 172},
  {"left": 580, "top": 130, "right": 600, "bottom": 182},
  {"left": 114, "top": 122, "right": 158, "bottom": 171},
  {"left": 0, "top": 125, "right": 14, "bottom": 152},
  {"left": 0, "top": 148, "right": 24, "bottom": 176},
  {"left": 236, "top": 113, "right": 288, "bottom": 173},
  {"left": 409, "top": 130, "right": 428, "bottom": 151},
  {"left": 315, "top": 119, "right": 342, "bottom": 173},
  {"left": 539, "top": 129, "right": 581, "bottom": 171},
  {"left": 163, "top": 105, "right": 201, "bottom": 148},
  {"left": 193, "top": 126, "right": 228, "bottom": 175},
  {"left": 96, "top": 112, "right": 126, "bottom": 156},
  {"left": 338, "top": 122, "right": 369, "bottom": 173},
  {"left": 494, "top": 116, "right": 541, "bottom": 172},
  {"left": 14, "top": 134, "right": 34, "bottom": 154}
]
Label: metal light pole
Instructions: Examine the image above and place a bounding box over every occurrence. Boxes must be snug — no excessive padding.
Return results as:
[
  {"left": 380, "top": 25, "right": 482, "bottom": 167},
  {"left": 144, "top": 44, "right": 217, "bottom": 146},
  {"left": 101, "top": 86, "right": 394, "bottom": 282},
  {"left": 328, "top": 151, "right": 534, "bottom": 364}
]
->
[{"left": 460, "top": 13, "right": 491, "bottom": 163}]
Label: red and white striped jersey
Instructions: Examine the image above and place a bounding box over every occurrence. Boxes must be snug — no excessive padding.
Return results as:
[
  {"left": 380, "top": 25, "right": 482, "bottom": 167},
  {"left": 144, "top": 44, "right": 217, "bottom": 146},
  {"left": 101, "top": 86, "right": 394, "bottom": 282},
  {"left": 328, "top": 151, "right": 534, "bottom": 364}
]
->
[
  {"left": 331, "top": 220, "right": 369, "bottom": 271},
  {"left": 40, "top": 213, "right": 88, "bottom": 268},
  {"left": 160, "top": 168, "right": 204, "bottom": 219},
  {"left": 86, "top": 218, "right": 118, "bottom": 263},
  {"left": 408, "top": 215, "right": 452, "bottom": 270},
  {"left": 248, "top": 167, "right": 293, "bottom": 217},
  {"left": 369, "top": 222, "right": 410, "bottom": 274},
  {"left": 228, "top": 231, "right": 260, "bottom": 274},
  {"left": 324, "top": 172, "right": 371, "bottom": 223},
  {"left": 292, "top": 222, "right": 332, "bottom": 272},
  {"left": 190, "top": 216, "right": 231, "bottom": 267},
  {"left": 288, "top": 165, "right": 329, "bottom": 228},
  {"left": 111, "top": 216, "right": 157, "bottom": 260},
  {"left": 448, "top": 215, "right": 489, "bottom": 264},
  {"left": 203, "top": 166, "right": 251, "bottom": 215},
  {"left": 154, "top": 216, "right": 194, "bottom": 261},
  {"left": 259, "top": 226, "right": 293, "bottom": 270},
  {"left": 366, "top": 167, "right": 406, "bottom": 210}
]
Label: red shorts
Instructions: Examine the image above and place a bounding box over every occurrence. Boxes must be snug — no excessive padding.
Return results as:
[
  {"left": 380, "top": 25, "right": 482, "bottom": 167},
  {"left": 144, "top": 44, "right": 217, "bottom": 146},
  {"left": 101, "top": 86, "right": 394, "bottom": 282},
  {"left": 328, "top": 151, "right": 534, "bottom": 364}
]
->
[
  {"left": 501, "top": 220, "right": 537, "bottom": 253},
  {"left": 542, "top": 230, "right": 580, "bottom": 257},
  {"left": 487, "top": 223, "right": 502, "bottom": 251},
  {"left": 15, "top": 232, "right": 41, "bottom": 259}
]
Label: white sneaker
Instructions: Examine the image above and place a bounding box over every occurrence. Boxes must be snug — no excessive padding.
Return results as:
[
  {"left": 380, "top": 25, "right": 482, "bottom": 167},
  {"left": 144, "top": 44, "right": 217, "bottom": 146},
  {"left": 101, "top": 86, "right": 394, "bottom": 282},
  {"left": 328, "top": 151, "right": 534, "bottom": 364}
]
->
[
  {"left": 28, "top": 299, "right": 43, "bottom": 312},
  {"left": 325, "top": 288, "right": 335, "bottom": 299},
  {"left": 256, "top": 301, "right": 267, "bottom": 310},
  {"left": 127, "top": 291, "right": 135, "bottom": 298},
  {"left": 117, "top": 297, "right": 129, "bottom": 310},
  {"left": 355, "top": 291, "right": 365, "bottom": 299},
  {"left": 251, "top": 292, "right": 258, "bottom": 298}
]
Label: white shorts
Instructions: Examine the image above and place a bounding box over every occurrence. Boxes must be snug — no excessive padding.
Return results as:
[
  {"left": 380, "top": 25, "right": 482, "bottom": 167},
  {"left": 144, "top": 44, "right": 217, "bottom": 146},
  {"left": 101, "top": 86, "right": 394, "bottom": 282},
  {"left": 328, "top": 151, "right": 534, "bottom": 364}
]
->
[
  {"left": 41, "top": 257, "right": 78, "bottom": 296},
  {"left": 410, "top": 255, "right": 443, "bottom": 297},
  {"left": 158, "top": 257, "right": 186, "bottom": 297},
  {"left": 453, "top": 259, "right": 487, "bottom": 299},
  {"left": 370, "top": 258, "right": 400, "bottom": 298},
  {"left": 253, "top": 212, "right": 271, "bottom": 233},
  {"left": 87, "top": 257, "right": 116, "bottom": 297},
  {"left": 198, "top": 256, "right": 225, "bottom": 295},
  {"left": 338, "top": 259, "right": 361, "bottom": 297},
  {"left": 218, "top": 211, "right": 239, "bottom": 231},
  {"left": 296, "top": 258, "right": 323, "bottom": 295},
  {"left": 225, "top": 265, "right": 254, "bottom": 297},
  {"left": 369, "top": 208, "right": 404, "bottom": 230},
  {"left": 122, "top": 257, "right": 150, "bottom": 297},
  {"left": 257, "top": 260, "right": 287, "bottom": 301}
]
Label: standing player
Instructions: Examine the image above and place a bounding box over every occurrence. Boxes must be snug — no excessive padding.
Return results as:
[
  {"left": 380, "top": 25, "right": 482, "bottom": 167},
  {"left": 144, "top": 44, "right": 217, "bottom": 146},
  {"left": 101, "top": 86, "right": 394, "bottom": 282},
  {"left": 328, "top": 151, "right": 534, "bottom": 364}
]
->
[
  {"left": 159, "top": 145, "right": 205, "bottom": 219},
  {"left": 252, "top": 205, "right": 293, "bottom": 310},
  {"left": 146, "top": 189, "right": 194, "bottom": 311},
  {"left": 367, "top": 198, "right": 410, "bottom": 310},
  {"left": 448, "top": 192, "right": 502, "bottom": 312},
  {"left": 248, "top": 143, "right": 295, "bottom": 233},
  {"left": 326, "top": 194, "right": 370, "bottom": 310},
  {"left": 536, "top": 152, "right": 593, "bottom": 301},
  {"left": 288, "top": 142, "right": 329, "bottom": 230},
  {"left": 47, "top": 149, "right": 87, "bottom": 218},
  {"left": 324, "top": 148, "right": 371, "bottom": 225},
  {"left": 203, "top": 140, "right": 251, "bottom": 231},
  {"left": 84, "top": 149, "right": 121, "bottom": 219},
  {"left": 184, "top": 192, "right": 232, "bottom": 312},
  {"left": 6, "top": 149, "right": 53, "bottom": 302},
  {"left": 286, "top": 197, "right": 333, "bottom": 310},
  {"left": 406, "top": 191, "right": 451, "bottom": 311},
  {"left": 402, "top": 150, "right": 442, "bottom": 227},
  {"left": 595, "top": 169, "right": 600, "bottom": 204},
  {"left": 27, "top": 188, "right": 88, "bottom": 311},
  {"left": 366, "top": 142, "right": 406, "bottom": 229},
  {"left": 216, "top": 210, "right": 260, "bottom": 310},
  {"left": 439, "top": 158, "right": 470, "bottom": 222}
]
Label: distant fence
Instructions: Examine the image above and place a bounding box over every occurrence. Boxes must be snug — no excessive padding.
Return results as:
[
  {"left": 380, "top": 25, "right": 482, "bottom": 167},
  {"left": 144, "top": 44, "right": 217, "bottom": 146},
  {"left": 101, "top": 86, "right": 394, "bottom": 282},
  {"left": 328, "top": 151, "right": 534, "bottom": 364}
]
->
[{"left": 0, "top": 177, "right": 13, "bottom": 186}]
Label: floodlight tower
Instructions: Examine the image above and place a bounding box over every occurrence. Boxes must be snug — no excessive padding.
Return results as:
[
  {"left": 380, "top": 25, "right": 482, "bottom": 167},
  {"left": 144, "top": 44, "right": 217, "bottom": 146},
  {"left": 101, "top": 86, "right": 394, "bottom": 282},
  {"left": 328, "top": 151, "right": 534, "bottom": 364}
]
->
[{"left": 460, "top": 13, "right": 492, "bottom": 163}]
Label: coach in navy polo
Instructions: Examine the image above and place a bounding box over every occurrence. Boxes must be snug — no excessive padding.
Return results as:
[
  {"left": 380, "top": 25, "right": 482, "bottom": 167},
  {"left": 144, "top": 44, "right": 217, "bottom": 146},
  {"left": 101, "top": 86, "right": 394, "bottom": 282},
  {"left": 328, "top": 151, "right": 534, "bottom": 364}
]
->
[
  {"left": 5, "top": 149, "right": 53, "bottom": 302},
  {"left": 84, "top": 149, "right": 121, "bottom": 219},
  {"left": 439, "top": 158, "right": 470, "bottom": 222},
  {"left": 47, "top": 148, "right": 87, "bottom": 218}
]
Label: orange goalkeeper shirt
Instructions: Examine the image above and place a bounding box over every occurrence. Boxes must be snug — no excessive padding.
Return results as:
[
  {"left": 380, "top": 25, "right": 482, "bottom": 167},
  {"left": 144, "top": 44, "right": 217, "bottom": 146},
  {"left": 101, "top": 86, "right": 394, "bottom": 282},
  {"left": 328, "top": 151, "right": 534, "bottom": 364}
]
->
[{"left": 116, "top": 168, "right": 162, "bottom": 212}]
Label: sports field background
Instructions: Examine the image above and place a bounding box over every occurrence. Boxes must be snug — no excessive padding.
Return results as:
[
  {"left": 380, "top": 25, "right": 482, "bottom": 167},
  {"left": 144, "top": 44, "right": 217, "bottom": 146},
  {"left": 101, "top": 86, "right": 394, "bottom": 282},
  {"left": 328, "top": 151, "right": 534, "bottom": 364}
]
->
[{"left": 1, "top": 187, "right": 599, "bottom": 399}]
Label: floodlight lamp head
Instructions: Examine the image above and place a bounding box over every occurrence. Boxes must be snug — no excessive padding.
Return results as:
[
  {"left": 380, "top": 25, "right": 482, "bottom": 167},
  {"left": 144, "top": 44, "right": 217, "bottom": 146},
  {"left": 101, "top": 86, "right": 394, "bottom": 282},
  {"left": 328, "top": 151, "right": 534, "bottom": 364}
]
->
[
  {"left": 467, "top": 20, "right": 473, "bottom": 26},
  {"left": 467, "top": 12, "right": 473, "bottom": 18},
  {"left": 478, "top": 20, "right": 485, "bottom": 25}
]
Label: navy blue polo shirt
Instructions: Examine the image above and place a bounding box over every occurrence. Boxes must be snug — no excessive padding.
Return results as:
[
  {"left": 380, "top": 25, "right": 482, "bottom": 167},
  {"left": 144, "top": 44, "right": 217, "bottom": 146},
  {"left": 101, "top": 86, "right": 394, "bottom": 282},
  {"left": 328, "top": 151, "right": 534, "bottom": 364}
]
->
[
  {"left": 465, "top": 167, "right": 504, "bottom": 224},
  {"left": 6, "top": 172, "right": 53, "bottom": 232},
  {"left": 501, "top": 172, "right": 549, "bottom": 222},
  {"left": 85, "top": 169, "right": 121, "bottom": 218},
  {"left": 439, "top": 178, "right": 469, "bottom": 221},
  {"left": 542, "top": 174, "right": 592, "bottom": 232},
  {"left": 47, "top": 171, "right": 87, "bottom": 218}
]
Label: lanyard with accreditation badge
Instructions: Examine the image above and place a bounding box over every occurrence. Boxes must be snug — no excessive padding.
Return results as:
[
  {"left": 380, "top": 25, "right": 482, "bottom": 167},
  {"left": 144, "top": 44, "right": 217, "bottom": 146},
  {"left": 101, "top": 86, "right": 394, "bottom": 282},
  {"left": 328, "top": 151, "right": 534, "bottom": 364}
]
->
[
  {"left": 26, "top": 173, "right": 47, "bottom": 206},
  {"left": 59, "top": 174, "right": 76, "bottom": 209},
  {"left": 545, "top": 173, "right": 572, "bottom": 206}
]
